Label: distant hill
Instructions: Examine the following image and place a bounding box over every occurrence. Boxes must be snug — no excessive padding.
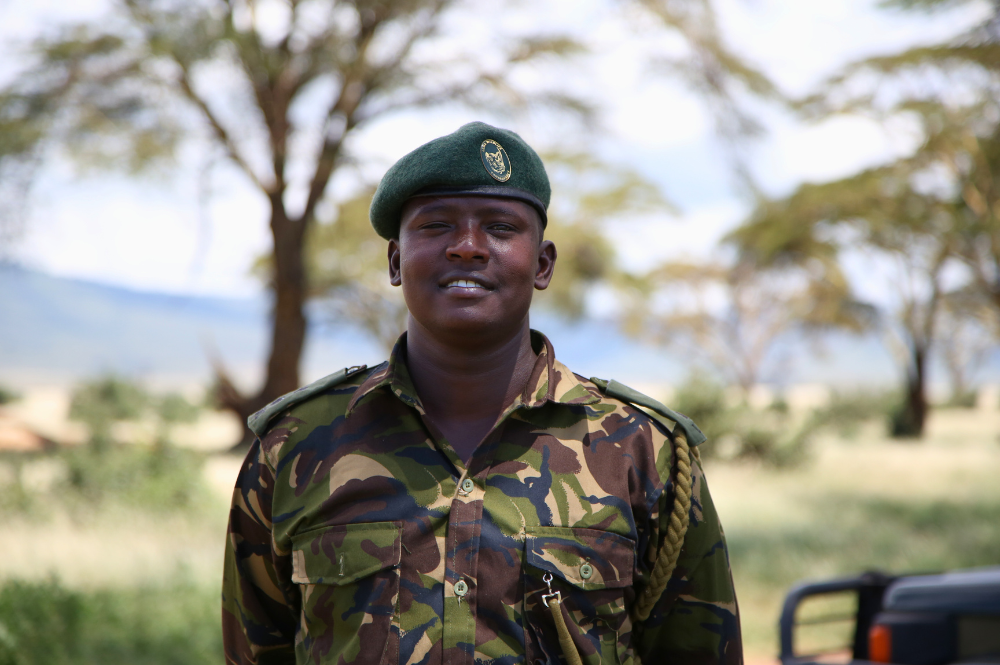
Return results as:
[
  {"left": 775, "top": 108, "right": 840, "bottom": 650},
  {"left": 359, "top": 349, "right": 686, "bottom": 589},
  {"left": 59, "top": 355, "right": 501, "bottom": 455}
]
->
[
  {"left": 0, "top": 264, "right": 907, "bottom": 392},
  {"left": 0, "top": 264, "right": 381, "bottom": 388}
]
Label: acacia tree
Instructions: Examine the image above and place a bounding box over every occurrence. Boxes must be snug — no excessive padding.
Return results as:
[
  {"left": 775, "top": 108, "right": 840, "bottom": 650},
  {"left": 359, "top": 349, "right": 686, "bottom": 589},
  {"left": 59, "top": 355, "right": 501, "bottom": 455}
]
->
[
  {"left": 625, "top": 254, "right": 867, "bottom": 396},
  {"left": 0, "top": 0, "right": 777, "bottom": 446},
  {"left": 730, "top": 159, "right": 963, "bottom": 437},
  {"left": 0, "top": 0, "right": 591, "bottom": 442},
  {"left": 727, "top": 0, "right": 1000, "bottom": 437},
  {"left": 935, "top": 288, "right": 997, "bottom": 404}
]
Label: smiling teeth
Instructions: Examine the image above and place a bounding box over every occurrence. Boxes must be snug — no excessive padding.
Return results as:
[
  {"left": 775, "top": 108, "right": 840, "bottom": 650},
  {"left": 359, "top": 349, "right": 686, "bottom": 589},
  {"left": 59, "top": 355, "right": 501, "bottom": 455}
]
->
[{"left": 448, "top": 280, "right": 485, "bottom": 288}]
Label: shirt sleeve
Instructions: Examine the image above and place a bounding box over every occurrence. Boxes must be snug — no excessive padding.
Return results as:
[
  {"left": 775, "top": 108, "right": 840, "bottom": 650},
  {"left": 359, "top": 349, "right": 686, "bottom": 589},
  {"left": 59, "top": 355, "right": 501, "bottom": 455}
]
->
[
  {"left": 221, "top": 438, "right": 298, "bottom": 665},
  {"left": 634, "top": 453, "right": 743, "bottom": 665}
]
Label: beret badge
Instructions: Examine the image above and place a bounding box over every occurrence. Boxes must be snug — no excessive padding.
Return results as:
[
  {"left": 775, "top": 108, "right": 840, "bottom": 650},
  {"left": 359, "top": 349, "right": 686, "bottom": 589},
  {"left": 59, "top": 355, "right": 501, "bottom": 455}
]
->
[{"left": 480, "top": 139, "right": 512, "bottom": 182}]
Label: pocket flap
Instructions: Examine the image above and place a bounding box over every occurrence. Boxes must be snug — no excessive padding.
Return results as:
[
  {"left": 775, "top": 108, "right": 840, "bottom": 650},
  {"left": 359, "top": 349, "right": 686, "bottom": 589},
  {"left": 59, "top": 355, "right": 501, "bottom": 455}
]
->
[
  {"left": 525, "top": 527, "right": 634, "bottom": 590},
  {"left": 290, "top": 521, "right": 402, "bottom": 585}
]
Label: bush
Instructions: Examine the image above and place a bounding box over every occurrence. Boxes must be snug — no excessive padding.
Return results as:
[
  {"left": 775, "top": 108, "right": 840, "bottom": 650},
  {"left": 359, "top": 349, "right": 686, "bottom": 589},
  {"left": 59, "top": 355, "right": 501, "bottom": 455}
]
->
[
  {"left": 0, "top": 386, "right": 20, "bottom": 406},
  {"left": 672, "top": 375, "right": 814, "bottom": 468},
  {"left": 69, "top": 376, "right": 202, "bottom": 451},
  {"left": 812, "top": 389, "right": 900, "bottom": 439},
  {"left": 61, "top": 443, "right": 210, "bottom": 514},
  {"left": 672, "top": 376, "right": 734, "bottom": 458},
  {"left": 945, "top": 389, "right": 978, "bottom": 409},
  {"left": 0, "top": 577, "right": 221, "bottom": 665}
]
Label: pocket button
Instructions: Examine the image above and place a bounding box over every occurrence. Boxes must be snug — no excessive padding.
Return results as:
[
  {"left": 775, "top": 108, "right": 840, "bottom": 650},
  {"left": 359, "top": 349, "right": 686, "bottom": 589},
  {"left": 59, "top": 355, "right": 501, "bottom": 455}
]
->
[
  {"left": 579, "top": 563, "right": 594, "bottom": 580},
  {"left": 454, "top": 580, "right": 469, "bottom": 597},
  {"left": 460, "top": 478, "right": 474, "bottom": 493}
]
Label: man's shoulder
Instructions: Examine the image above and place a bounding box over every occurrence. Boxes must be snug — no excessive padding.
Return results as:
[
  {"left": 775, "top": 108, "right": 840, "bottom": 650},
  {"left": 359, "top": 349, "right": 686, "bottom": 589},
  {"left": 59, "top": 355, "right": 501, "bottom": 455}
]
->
[
  {"left": 582, "top": 374, "right": 706, "bottom": 447},
  {"left": 249, "top": 363, "right": 383, "bottom": 442}
]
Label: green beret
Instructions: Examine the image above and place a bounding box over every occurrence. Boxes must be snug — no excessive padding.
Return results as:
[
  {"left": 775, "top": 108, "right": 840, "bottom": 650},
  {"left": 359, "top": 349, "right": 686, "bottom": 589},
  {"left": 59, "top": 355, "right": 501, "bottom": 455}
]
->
[{"left": 369, "top": 122, "right": 550, "bottom": 240}]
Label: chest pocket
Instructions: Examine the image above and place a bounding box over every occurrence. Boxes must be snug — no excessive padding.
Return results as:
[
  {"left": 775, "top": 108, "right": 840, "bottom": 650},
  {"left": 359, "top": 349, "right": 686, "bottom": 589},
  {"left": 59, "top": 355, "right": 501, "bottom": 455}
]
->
[
  {"left": 524, "top": 527, "right": 636, "bottom": 665},
  {"left": 290, "top": 521, "right": 402, "bottom": 665}
]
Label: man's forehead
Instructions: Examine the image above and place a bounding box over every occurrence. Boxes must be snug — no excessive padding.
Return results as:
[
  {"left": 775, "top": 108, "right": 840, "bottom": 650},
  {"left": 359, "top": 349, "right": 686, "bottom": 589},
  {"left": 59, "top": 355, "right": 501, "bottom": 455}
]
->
[{"left": 402, "top": 195, "right": 534, "bottom": 218}]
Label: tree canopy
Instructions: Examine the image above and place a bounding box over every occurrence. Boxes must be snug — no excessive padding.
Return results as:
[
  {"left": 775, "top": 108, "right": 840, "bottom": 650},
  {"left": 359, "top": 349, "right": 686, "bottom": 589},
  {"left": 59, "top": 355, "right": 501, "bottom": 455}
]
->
[{"left": 0, "top": 0, "right": 778, "bottom": 446}]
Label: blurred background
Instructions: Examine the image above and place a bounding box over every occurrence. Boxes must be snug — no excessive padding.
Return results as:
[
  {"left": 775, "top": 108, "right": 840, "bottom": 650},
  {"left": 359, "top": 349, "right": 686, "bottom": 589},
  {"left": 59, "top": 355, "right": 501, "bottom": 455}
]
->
[{"left": 1, "top": 0, "right": 999, "bottom": 662}]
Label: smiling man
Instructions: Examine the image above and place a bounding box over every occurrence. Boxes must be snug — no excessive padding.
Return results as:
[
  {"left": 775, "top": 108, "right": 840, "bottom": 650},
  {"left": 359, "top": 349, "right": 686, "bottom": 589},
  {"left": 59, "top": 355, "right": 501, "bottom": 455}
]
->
[{"left": 222, "top": 122, "right": 741, "bottom": 665}]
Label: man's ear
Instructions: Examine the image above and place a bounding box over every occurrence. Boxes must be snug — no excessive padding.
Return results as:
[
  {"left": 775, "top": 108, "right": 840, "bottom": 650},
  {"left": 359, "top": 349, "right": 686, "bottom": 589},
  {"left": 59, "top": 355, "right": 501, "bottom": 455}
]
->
[
  {"left": 388, "top": 239, "right": 402, "bottom": 286},
  {"left": 534, "top": 240, "right": 556, "bottom": 290}
]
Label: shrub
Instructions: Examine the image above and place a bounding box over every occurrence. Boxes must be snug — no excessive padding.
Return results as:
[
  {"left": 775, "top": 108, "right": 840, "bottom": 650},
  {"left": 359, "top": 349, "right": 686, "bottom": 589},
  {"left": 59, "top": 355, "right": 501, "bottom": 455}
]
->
[
  {"left": 61, "top": 443, "right": 210, "bottom": 513},
  {"left": 0, "top": 577, "right": 221, "bottom": 665},
  {"left": 0, "top": 386, "right": 20, "bottom": 406},
  {"left": 672, "top": 375, "right": 814, "bottom": 468}
]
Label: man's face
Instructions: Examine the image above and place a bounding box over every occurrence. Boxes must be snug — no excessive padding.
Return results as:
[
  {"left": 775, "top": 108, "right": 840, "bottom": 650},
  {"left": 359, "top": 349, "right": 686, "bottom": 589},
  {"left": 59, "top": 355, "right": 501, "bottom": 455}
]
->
[{"left": 388, "top": 196, "right": 556, "bottom": 343}]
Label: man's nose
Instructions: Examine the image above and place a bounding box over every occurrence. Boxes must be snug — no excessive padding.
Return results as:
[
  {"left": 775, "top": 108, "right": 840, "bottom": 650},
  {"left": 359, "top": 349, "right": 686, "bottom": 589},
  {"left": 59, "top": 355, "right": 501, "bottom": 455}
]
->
[{"left": 446, "top": 224, "right": 489, "bottom": 262}]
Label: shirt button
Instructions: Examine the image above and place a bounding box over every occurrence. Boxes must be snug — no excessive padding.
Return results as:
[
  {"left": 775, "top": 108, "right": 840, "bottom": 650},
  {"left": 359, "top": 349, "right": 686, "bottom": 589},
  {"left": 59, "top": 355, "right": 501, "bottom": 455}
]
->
[
  {"left": 454, "top": 579, "right": 469, "bottom": 597},
  {"left": 580, "top": 563, "right": 594, "bottom": 580},
  {"left": 460, "top": 478, "right": 474, "bottom": 493}
]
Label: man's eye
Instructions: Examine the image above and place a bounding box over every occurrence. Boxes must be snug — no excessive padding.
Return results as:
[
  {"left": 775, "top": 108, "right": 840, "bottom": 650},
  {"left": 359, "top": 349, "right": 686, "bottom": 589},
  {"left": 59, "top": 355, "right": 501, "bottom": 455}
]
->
[{"left": 490, "top": 223, "right": 515, "bottom": 232}]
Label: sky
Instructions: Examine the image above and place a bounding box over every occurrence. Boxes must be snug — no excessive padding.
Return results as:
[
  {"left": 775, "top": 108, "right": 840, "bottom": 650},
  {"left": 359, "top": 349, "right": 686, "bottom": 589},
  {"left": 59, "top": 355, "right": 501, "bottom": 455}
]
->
[{"left": 0, "top": 0, "right": 989, "bottom": 302}]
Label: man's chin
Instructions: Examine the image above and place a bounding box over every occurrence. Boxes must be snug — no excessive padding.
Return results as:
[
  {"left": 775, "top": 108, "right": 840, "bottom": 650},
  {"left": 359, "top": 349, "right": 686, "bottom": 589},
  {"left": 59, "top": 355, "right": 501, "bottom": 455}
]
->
[{"left": 415, "top": 312, "right": 531, "bottom": 346}]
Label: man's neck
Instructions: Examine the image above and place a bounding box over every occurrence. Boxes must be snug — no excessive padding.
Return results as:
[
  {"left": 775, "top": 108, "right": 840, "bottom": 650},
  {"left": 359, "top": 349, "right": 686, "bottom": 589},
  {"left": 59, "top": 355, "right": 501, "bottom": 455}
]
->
[{"left": 404, "top": 317, "right": 538, "bottom": 461}]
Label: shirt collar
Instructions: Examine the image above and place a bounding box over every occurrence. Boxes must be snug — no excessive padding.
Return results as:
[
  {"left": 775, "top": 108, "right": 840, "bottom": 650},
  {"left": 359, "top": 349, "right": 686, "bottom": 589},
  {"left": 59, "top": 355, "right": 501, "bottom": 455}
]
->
[{"left": 346, "top": 330, "right": 600, "bottom": 416}]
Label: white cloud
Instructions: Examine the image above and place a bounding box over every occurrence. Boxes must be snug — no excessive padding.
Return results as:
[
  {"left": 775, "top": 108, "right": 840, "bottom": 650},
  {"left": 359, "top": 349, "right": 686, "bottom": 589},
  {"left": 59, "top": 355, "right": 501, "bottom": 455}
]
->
[
  {"left": 758, "top": 113, "right": 922, "bottom": 192},
  {"left": 608, "top": 199, "right": 746, "bottom": 274}
]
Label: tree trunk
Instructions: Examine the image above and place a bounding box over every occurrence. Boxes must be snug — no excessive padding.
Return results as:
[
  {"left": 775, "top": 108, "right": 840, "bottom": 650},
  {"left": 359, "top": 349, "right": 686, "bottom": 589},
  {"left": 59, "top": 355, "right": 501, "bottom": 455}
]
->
[
  {"left": 219, "top": 197, "right": 309, "bottom": 452},
  {"left": 891, "top": 345, "right": 928, "bottom": 439}
]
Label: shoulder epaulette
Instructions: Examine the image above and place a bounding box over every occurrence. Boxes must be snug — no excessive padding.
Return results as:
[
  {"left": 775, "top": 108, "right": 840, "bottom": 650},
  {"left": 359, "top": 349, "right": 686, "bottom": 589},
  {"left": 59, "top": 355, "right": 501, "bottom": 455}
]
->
[
  {"left": 590, "top": 377, "right": 706, "bottom": 447},
  {"left": 247, "top": 365, "right": 368, "bottom": 439}
]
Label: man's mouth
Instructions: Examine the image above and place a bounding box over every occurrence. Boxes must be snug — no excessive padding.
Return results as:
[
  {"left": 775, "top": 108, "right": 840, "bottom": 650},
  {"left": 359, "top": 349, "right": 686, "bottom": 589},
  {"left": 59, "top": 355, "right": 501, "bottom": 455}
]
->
[{"left": 443, "top": 278, "right": 491, "bottom": 290}]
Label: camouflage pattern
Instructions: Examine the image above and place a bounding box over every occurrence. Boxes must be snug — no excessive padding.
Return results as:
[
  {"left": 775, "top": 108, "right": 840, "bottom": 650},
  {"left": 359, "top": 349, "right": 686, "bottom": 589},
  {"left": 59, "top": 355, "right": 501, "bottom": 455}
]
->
[{"left": 222, "top": 331, "right": 741, "bottom": 665}]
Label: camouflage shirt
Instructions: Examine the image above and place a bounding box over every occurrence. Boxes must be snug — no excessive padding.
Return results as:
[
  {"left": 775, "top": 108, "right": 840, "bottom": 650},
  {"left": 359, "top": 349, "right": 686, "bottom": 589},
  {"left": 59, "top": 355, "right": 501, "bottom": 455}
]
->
[{"left": 222, "top": 331, "right": 741, "bottom": 665}]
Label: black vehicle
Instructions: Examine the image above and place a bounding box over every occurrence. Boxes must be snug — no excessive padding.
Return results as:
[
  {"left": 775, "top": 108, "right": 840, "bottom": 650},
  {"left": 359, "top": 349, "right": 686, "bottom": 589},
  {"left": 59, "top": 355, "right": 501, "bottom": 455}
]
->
[{"left": 778, "top": 567, "right": 1000, "bottom": 665}]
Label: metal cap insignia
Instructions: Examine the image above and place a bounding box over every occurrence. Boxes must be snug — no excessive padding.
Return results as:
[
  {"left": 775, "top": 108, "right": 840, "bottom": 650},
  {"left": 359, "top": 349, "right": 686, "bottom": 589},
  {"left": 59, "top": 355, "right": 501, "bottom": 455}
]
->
[{"left": 480, "top": 139, "right": 511, "bottom": 182}]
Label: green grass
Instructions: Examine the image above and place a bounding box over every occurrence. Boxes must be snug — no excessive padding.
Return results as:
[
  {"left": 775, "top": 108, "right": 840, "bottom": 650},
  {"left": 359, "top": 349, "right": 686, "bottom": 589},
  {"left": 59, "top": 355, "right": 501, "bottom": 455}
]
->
[
  {"left": 730, "top": 496, "right": 1000, "bottom": 588},
  {"left": 2, "top": 407, "right": 999, "bottom": 663},
  {"left": 710, "top": 421, "right": 1000, "bottom": 660},
  {"left": 0, "top": 577, "right": 221, "bottom": 665}
]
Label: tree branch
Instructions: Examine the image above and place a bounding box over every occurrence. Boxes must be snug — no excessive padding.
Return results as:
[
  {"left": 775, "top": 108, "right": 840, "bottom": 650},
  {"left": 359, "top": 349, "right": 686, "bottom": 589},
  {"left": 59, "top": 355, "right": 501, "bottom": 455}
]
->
[{"left": 174, "top": 62, "right": 271, "bottom": 193}]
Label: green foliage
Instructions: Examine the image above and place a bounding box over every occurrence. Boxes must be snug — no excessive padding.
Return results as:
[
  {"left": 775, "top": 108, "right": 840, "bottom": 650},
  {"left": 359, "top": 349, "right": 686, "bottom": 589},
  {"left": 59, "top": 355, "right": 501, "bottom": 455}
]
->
[
  {"left": 727, "top": 0, "right": 1000, "bottom": 441},
  {"left": 61, "top": 443, "right": 209, "bottom": 514},
  {"left": 672, "top": 376, "right": 815, "bottom": 468},
  {"left": 812, "top": 390, "right": 901, "bottom": 439},
  {"left": 673, "top": 375, "right": 734, "bottom": 450},
  {"left": 889, "top": 401, "right": 925, "bottom": 439},
  {"left": 878, "top": 0, "right": 979, "bottom": 14},
  {"left": 0, "top": 577, "right": 221, "bottom": 665},
  {"left": 946, "top": 389, "right": 979, "bottom": 408},
  {"left": 0, "top": 386, "right": 19, "bottom": 405},
  {"left": 69, "top": 376, "right": 149, "bottom": 451},
  {"left": 0, "top": 460, "right": 36, "bottom": 515},
  {"left": 68, "top": 376, "right": 201, "bottom": 450},
  {"left": 156, "top": 393, "right": 199, "bottom": 425},
  {"left": 69, "top": 376, "right": 148, "bottom": 422}
]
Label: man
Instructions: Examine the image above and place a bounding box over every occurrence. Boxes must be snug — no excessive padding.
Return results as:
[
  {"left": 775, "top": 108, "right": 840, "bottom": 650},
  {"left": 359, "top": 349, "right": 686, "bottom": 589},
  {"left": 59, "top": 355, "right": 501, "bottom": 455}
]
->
[{"left": 222, "top": 122, "right": 741, "bottom": 665}]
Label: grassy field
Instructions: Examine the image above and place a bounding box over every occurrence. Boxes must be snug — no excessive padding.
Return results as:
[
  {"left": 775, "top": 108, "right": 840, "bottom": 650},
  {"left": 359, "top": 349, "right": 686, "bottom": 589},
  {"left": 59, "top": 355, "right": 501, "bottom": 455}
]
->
[
  {"left": 712, "top": 409, "right": 1000, "bottom": 660},
  {"left": 1, "top": 408, "right": 998, "bottom": 663}
]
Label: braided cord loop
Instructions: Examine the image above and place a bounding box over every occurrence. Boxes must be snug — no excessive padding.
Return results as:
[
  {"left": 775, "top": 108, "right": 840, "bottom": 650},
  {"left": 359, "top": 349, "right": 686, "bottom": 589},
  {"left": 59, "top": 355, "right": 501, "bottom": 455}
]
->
[{"left": 632, "top": 429, "right": 694, "bottom": 623}]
